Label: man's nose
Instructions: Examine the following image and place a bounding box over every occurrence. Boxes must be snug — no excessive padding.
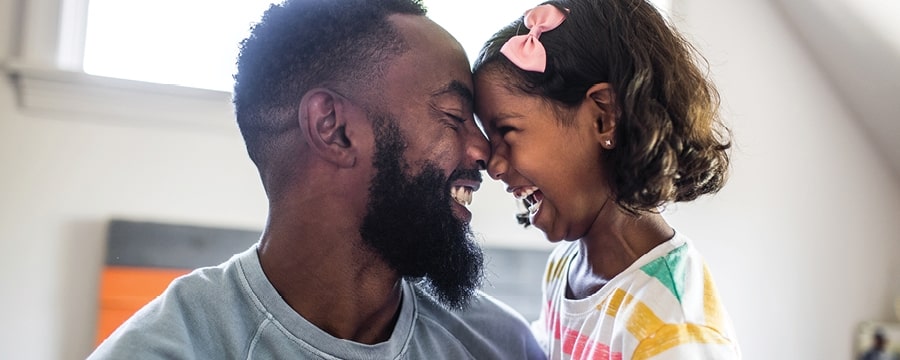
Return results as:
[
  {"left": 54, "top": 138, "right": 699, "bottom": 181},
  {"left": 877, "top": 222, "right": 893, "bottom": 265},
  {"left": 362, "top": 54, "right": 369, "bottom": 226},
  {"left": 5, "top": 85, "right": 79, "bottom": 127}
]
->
[{"left": 465, "top": 126, "right": 490, "bottom": 171}]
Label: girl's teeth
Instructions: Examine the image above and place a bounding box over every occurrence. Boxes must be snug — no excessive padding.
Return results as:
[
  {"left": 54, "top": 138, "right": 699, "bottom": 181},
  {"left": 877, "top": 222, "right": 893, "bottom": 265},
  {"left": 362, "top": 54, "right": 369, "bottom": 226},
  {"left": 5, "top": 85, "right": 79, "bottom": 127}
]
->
[
  {"left": 527, "top": 198, "right": 542, "bottom": 215},
  {"left": 515, "top": 188, "right": 541, "bottom": 215},
  {"left": 514, "top": 186, "right": 539, "bottom": 200}
]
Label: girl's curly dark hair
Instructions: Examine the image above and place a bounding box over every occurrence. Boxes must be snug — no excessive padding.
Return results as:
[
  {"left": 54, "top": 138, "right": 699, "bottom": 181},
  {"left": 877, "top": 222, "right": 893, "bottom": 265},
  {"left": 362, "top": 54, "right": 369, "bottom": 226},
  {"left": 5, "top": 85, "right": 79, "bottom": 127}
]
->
[{"left": 474, "top": 0, "right": 731, "bottom": 214}]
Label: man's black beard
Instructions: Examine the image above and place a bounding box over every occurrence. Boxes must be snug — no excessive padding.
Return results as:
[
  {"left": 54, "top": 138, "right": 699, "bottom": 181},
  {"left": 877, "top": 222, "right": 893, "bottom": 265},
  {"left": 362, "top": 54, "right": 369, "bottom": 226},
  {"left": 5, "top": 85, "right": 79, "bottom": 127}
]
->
[{"left": 360, "top": 114, "right": 484, "bottom": 310}]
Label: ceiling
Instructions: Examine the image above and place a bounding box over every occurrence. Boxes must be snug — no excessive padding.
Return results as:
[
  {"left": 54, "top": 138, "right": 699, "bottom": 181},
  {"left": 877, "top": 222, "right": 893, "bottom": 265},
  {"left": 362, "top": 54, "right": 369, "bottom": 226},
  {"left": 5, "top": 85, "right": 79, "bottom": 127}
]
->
[{"left": 771, "top": 0, "right": 900, "bottom": 179}]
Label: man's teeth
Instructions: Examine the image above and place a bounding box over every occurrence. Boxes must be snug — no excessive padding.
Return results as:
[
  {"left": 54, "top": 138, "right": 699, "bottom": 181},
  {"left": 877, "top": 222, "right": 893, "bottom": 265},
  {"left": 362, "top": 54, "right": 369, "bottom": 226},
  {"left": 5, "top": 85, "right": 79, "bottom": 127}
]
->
[{"left": 451, "top": 186, "right": 473, "bottom": 206}]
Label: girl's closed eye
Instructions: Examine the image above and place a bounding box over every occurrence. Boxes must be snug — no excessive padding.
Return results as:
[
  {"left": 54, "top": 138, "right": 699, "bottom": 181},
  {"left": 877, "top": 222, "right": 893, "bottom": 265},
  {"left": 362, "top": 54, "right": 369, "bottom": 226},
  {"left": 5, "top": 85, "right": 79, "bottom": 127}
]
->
[{"left": 497, "top": 126, "right": 516, "bottom": 136}]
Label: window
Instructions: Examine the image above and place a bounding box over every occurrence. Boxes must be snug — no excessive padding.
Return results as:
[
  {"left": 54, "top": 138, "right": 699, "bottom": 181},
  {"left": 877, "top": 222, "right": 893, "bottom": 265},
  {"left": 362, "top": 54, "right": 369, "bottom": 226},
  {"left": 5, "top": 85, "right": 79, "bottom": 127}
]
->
[
  {"left": 78, "top": 0, "right": 539, "bottom": 92},
  {"left": 6, "top": 0, "right": 670, "bottom": 125},
  {"left": 82, "top": 0, "right": 275, "bottom": 92}
]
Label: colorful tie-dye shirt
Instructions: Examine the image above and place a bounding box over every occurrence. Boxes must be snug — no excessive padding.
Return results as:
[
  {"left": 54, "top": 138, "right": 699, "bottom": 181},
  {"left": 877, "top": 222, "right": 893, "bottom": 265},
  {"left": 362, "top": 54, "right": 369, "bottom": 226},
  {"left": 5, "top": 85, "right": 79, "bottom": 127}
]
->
[{"left": 531, "top": 233, "right": 740, "bottom": 359}]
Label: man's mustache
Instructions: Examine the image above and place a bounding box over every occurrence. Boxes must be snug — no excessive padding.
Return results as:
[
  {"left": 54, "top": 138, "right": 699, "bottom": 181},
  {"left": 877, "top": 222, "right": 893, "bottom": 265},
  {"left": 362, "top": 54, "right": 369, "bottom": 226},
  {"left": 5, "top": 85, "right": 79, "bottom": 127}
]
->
[{"left": 448, "top": 168, "right": 483, "bottom": 183}]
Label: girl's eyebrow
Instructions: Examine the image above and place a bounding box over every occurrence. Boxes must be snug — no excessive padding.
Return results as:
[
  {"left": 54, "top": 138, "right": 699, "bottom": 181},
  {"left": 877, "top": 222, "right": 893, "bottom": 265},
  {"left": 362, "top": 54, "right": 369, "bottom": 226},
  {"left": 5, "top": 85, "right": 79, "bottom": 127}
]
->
[{"left": 491, "top": 112, "right": 524, "bottom": 122}]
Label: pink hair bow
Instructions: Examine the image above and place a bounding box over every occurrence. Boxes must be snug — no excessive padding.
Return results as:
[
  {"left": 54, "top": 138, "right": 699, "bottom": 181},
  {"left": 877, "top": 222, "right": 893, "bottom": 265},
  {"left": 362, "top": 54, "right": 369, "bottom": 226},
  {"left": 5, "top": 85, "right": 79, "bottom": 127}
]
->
[{"left": 500, "top": 4, "right": 568, "bottom": 73}]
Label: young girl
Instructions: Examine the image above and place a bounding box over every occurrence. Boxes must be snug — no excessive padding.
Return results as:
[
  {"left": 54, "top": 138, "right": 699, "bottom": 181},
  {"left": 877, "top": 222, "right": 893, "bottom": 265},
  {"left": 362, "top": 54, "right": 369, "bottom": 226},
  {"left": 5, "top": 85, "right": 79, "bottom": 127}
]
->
[{"left": 473, "top": 0, "right": 740, "bottom": 358}]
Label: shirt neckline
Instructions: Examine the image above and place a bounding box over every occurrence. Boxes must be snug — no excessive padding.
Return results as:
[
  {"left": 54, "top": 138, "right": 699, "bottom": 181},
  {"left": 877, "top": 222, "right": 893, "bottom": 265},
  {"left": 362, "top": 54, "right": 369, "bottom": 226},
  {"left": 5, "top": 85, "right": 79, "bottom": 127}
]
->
[
  {"left": 236, "top": 244, "right": 416, "bottom": 359},
  {"left": 558, "top": 232, "right": 688, "bottom": 316}
]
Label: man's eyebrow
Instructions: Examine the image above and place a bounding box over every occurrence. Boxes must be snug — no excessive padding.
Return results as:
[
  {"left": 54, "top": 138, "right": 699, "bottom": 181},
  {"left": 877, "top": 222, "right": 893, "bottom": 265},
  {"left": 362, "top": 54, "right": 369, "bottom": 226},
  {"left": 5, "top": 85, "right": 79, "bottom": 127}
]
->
[{"left": 432, "top": 80, "right": 474, "bottom": 109}]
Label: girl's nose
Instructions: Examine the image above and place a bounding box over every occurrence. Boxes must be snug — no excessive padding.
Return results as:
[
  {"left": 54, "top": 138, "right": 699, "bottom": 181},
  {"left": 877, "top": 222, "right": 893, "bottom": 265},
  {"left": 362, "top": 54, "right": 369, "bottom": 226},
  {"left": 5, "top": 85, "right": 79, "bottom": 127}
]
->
[{"left": 487, "top": 150, "right": 507, "bottom": 180}]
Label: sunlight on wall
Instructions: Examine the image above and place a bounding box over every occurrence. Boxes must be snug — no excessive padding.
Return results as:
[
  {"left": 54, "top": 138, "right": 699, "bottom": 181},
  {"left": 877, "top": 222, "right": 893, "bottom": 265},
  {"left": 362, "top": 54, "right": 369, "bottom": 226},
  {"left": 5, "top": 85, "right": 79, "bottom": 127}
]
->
[{"left": 82, "top": 0, "right": 272, "bottom": 91}]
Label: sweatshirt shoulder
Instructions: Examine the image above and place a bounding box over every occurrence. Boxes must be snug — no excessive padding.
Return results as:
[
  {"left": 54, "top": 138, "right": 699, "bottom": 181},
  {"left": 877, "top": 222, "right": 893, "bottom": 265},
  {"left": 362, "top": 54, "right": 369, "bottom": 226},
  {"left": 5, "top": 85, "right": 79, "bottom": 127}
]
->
[{"left": 413, "top": 286, "right": 545, "bottom": 359}]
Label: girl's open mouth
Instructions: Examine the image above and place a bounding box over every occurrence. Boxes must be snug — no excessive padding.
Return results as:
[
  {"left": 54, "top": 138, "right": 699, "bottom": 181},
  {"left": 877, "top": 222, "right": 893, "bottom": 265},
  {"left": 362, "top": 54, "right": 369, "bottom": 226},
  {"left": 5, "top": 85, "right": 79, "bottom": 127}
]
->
[{"left": 513, "top": 186, "right": 543, "bottom": 216}]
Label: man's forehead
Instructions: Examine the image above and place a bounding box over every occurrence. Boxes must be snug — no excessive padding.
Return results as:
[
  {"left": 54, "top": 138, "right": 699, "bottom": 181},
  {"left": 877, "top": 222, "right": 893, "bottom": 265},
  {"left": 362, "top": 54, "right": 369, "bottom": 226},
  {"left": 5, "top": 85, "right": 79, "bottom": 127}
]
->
[
  {"left": 388, "top": 14, "right": 452, "bottom": 44},
  {"left": 388, "top": 14, "right": 469, "bottom": 67},
  {"left": 432, "top": 80, "right": 474, "bottom": 108},
  {"left": 377, "top": 14, "right": 473, "bottom": 109}
]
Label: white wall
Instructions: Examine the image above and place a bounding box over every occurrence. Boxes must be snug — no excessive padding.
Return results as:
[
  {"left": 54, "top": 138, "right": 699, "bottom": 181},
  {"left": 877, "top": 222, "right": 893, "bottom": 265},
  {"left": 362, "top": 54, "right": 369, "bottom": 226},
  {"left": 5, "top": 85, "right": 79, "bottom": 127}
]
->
[
  {"left": 664, "top": 0, "right": 900, "bottom": 358},
  {"left": 0, "top": 75, "right": 272, "bottom": 360},
  {"left": 1, "top": 0, "right": 899, "bottom": 359},
  {"left": 0, "top": 3, "right": 268, "bottom": 359}
]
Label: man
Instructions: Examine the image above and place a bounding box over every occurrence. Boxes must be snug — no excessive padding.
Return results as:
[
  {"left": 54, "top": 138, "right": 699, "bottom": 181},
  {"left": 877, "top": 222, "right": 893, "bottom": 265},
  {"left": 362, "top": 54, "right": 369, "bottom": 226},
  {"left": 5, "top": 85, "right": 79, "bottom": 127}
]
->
[
  {"left": 862, "top": 331, "right": 898, "bottom": 360},
  {"left": 88, "top": 0, "right": 544, "bottom": 359}
]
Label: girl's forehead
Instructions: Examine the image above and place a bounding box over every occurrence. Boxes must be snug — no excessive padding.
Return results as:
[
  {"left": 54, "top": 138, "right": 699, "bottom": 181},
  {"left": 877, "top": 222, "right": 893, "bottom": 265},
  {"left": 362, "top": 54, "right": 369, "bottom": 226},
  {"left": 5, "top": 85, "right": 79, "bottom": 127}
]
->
[{"left": 475, "top": 71, "right": 524, "bottom": 100}]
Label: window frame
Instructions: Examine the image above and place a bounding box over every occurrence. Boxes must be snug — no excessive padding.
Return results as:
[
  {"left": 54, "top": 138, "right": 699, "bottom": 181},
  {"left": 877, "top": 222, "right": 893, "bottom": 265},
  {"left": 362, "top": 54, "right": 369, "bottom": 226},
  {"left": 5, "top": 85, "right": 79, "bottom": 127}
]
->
[{"left": 4, "top": 0, "right": 233, "bottom": 128}]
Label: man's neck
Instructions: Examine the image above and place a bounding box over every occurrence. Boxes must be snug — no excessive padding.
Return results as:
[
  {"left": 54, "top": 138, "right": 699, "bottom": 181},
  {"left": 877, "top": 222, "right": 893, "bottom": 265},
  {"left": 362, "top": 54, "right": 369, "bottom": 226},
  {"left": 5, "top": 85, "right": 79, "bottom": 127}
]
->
[{"left": 257, "top": 218, "right": 404, "bottom": 344}]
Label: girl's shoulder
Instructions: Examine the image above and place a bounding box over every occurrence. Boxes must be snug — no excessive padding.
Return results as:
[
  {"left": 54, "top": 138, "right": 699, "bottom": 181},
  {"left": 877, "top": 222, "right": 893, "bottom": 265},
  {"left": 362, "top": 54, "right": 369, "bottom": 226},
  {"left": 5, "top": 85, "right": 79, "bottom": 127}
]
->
[
  {"left": 541, "top": 241, "right": 579, "bottom": 281},
  {"left": 547, "top": 241, "right": 579, "bottom": 263}
]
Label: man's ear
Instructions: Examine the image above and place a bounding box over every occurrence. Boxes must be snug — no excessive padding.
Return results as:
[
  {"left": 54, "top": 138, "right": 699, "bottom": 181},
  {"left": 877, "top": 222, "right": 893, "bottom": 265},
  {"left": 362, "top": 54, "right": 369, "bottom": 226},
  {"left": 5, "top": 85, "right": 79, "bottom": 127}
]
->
[
  {"left": 586, "top": 83, "right": 617, "bottom": 149},
  {"left": 298, "top": 88, "right": 357, "bottom": 168}
]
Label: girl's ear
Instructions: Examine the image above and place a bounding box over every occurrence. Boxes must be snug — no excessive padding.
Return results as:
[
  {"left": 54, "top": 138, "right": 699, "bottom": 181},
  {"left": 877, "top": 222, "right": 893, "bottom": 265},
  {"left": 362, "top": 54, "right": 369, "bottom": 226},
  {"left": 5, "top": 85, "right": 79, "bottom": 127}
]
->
[{"left": 585, "top": 83, "right": 617, "bottom": 149}]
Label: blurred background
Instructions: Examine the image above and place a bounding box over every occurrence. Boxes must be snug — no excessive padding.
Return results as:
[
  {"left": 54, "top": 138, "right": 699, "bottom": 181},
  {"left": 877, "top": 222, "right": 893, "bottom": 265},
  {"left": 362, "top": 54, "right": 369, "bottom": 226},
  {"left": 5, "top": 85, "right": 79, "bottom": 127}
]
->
[{"left": 1, "top": 0, "right": 899, "bottom": 359}]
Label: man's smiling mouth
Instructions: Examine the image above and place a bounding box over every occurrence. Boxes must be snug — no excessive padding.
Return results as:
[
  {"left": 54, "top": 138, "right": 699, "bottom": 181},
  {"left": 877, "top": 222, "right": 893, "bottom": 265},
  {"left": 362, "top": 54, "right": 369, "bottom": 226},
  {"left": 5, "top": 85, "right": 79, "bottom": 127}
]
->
[
  {"left": 451, "top": 185, "right": 475, "bottom": 206},
  {"left": 448, "top": 169, "right": 482, "bottom": 209}
]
